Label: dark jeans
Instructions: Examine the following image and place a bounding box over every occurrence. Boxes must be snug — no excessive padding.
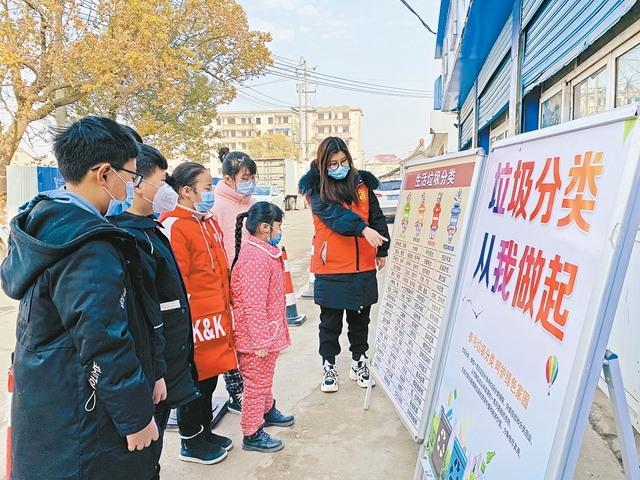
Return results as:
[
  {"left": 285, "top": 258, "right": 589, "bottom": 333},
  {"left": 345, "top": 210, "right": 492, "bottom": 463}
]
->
[
  {"left": 224, "top": 368, "right": 244, "bottom": 396},
  {"left": 177, "top": 375, "right": 218, "bottom": 437},
  {"left": 319, "top": 305, "right": 371, "bottom": 364}
]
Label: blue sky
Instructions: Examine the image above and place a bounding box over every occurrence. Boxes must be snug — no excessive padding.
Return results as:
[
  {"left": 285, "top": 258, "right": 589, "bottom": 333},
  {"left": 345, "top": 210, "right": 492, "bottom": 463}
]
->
[{"left": 222, "top": 0, "right": 442, "bottom": 160}]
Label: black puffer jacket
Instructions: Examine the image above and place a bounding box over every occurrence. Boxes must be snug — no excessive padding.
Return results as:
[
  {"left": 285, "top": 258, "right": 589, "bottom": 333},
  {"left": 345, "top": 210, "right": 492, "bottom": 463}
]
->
[
  {"left": 299, "top": 167, "right": 390, "bottom": 310},
  {"left": 109, "top": 212, "right": 200, "bottom": 408},
  {"left": 1, "top": 195, "right": 161, "bottom": 480}
]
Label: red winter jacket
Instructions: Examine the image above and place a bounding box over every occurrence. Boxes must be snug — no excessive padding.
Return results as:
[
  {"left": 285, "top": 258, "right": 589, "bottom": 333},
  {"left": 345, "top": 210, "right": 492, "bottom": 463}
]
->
[
  {"left": 159, "top": 208, "right": 230, "bottom": 311},
  {"left": 230, "top": 235, "right": 291, "bottom": 353}
]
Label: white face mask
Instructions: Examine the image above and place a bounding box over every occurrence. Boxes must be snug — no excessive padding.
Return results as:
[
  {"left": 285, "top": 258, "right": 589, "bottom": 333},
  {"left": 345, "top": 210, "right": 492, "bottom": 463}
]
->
[{"left": 142, "top": 181, "right": 179, "bottom": 213}]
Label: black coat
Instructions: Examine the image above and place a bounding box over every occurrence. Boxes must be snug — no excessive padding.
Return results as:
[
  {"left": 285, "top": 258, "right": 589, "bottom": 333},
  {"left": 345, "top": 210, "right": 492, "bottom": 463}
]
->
[
  {"left": 299, "top": 167, "right": 390, "bottom": 310},
  {"left": 1, "top": 195, "right": 161, "bottom": 480},
  {"left": 109, "top": 212, "right": 200, "bottom": 408}
]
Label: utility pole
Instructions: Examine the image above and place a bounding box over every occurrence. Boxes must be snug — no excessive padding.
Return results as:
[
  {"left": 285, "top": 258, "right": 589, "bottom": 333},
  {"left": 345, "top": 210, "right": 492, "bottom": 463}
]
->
[
  {"left": 297, "top": 83, "right": 303, "bottom": 163},
  {"left": 303, "top": 58, "right": 309, "bottom": 164}
]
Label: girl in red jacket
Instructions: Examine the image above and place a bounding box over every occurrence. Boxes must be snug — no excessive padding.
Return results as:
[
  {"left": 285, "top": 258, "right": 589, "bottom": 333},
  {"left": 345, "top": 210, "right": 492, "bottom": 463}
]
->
[
  {"left": 160, "top": 162, "right": 236, "bottom": 464},
  {"left": 231, "top": 202, "right": 294, "bottom": 453}
]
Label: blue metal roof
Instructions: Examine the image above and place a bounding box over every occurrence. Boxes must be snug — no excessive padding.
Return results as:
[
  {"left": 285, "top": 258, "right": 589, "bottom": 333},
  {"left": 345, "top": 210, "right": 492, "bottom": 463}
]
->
[{"left": 437, "top": 0, "right": 516, "bottom": 111}]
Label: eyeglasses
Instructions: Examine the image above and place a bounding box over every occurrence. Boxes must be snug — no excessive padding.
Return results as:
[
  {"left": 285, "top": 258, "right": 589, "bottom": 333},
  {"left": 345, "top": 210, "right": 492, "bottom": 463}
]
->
[
  {"left": 91, "top": 164, "right": 143, "bottom": 187},
  {"left": 235, "top": 174, "right": 258, "bottom": 183},
  {"left": 327, "top": 159, "right": 349, "bottom": 171}
]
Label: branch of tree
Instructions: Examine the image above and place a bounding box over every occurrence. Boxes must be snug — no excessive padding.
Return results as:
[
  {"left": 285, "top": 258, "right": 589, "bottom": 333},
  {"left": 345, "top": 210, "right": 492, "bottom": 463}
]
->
[{"left": 33, "top": 90, "right": 83, "bottom": 119}]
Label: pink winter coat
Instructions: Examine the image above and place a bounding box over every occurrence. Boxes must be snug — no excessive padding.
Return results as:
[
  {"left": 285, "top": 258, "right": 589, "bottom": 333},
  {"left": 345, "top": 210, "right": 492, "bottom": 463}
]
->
[
  {"left": 210, "top": 181, "right": 256, "bottom": 266},
  {"left": 230, "top": 235, "right": 291, "bottom": 354}
]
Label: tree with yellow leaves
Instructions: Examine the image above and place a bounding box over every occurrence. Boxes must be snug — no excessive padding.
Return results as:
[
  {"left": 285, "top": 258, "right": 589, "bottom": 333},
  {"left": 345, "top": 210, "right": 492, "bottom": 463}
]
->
[
  {"left": 0, "top": 0, "right": 272, "bottom": 204},
  {"left": 247, "top": 131, "right": 298, "bottom": 160}
]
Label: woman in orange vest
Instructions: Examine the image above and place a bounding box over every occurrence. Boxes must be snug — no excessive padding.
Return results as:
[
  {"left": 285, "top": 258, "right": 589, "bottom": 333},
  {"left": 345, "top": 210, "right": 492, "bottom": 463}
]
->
[{"left": 298, "top": 137, "right": 390, "bottom": 393}]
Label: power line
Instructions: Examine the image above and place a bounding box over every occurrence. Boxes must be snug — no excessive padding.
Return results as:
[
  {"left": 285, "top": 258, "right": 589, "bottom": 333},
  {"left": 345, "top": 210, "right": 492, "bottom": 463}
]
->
[
  {"left": 265, "top": 68, "right": 433, "bottom": 98},
  {"left": 399, "top": 0, "right": 436, "bottom": 34},
  {"left": 270, "top": 61, "right": 433, "bottom": 95}
]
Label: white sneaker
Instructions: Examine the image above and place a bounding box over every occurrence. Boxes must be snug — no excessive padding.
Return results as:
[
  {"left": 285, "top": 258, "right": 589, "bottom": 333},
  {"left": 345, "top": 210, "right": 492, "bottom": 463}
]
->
[
  {"left": 350, "top": 355, "right": 375, "bottom": 388},
  {"left": 321, "top": 361, "right": 338, "bottom": 392}
]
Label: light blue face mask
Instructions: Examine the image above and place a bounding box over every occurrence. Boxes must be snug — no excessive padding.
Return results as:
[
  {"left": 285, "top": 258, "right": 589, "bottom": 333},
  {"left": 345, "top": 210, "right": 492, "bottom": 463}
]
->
[
  {"left": 237, "top": 180, "right": 256, "bottom": 196},
  {"left": 268, "top": 225, "right": 282, "bottom": 246},
  {"left": 193, "top": 189, "right": 215, "bottom": 213},
  {"left": 106, "top": 181, "right": 135, "bottom": 217},
  {"left": 328, "top": 164, "right": 350, "bottom": 180}
]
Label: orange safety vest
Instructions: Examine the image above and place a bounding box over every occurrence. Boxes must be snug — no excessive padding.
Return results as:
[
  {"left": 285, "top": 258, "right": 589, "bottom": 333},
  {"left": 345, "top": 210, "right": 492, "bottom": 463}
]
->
[{"left": 310, "top": 183, "right": 377, "bottom": 274}]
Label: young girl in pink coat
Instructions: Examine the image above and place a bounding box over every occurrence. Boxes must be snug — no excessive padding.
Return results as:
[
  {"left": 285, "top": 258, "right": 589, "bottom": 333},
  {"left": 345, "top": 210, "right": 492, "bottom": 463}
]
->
[{"left": 230, "top": 202, "right": 294, "bottom": 453}]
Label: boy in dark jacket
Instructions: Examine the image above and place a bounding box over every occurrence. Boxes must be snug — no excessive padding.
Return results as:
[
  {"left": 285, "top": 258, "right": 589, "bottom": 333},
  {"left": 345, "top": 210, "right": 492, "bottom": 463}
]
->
[
  {"left": 0, "top": 116, "right": 162, "bottom": 480},
  {"left": 109, "top": 144, "right": 232, "bottom": 465}
]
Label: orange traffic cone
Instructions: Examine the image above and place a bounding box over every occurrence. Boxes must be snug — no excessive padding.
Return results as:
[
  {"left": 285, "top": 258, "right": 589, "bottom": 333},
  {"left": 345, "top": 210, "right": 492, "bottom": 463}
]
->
[
  {"left": 6, "top": 365, "right": 13, "bottom": 480},
  {"left": 282, "top": 247, "right": 306, "bottom": 326}
]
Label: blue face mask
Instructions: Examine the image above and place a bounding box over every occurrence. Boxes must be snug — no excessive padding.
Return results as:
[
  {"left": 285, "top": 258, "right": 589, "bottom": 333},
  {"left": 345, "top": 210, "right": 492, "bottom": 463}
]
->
[
  {"left": 106, "top": 181, "right": 135, "bottom": 216},
  {"left": 328, "top": 164, "right": 350, "bottom": 180},
  {"left": 193, "top": 189, "right": 215, "bottom": 213},
  {"left": 268, "top": 225, "right": 282, "bottom": 246},
  {"left": 237, "top": 180, "right": 256, "bottom": 196}
]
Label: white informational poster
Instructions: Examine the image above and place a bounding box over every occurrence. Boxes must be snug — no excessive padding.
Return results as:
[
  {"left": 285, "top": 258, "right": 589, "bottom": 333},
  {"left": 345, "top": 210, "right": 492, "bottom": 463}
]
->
[
  {"left": 423, "top": 105, "right": 640, "bottom": 479},
  {"left": 372, "top": 151, "right": 484, "bottom": 438}
]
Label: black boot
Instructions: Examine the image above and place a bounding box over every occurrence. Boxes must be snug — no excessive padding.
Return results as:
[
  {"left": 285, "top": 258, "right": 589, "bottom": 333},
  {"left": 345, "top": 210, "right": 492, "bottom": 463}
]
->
[
  {"left": 179, "top": 428, "right": 228, "bottom": 465},
  {"left": 263, "top": 400, "right": 295, "bottom": 427}
]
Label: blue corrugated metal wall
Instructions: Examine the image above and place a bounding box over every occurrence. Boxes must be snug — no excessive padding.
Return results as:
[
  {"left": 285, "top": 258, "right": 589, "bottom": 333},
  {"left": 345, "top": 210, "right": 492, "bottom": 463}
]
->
[
  {"left": 478, "top": 55, "right": 511, "bottom": 130},
  {"left": 521, "top": 0, "right": 635, "bottom": 93},
  {"left": 477, "top": 16, "right": 512, "bottom": 94}
]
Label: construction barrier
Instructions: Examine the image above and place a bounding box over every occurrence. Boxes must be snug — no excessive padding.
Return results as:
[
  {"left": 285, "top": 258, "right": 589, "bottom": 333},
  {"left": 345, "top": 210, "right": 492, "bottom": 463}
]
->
[
  {"left": 6, "top": 366, "right": 13, "bottom": 480},
  {"left": 282, "top": 247, "right": 306, "bottom": 326}
]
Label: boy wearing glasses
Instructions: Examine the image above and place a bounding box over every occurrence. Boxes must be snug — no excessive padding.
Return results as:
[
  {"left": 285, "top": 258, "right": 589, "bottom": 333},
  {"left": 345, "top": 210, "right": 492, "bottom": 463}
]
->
[{"left": 1, "top": 116, "right": 162, "bottom": 480}]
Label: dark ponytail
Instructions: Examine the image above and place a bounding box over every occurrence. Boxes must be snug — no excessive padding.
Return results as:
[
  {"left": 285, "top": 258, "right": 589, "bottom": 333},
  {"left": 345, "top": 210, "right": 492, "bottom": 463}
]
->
[
  {"left": 231, "top": 212, "right": 249, "bottom": 271},
  {"left": 231, "top": 201, "right": 284, "bottom": 270}
]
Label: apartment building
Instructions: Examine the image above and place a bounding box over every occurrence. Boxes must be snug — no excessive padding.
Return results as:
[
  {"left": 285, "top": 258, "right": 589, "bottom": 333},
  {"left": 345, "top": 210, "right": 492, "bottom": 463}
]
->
[{"left": 212, "top": 105, "right": 363, "bottom": 169}]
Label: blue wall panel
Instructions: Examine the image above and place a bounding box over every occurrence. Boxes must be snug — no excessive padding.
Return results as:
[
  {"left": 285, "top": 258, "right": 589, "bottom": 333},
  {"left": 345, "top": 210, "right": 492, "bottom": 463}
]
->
[
  {"left": 521, "top": 0, "right": 635, "bottom": 93},
  {"left": 478, "top": 55, "right": 511, "bottom": 130}
]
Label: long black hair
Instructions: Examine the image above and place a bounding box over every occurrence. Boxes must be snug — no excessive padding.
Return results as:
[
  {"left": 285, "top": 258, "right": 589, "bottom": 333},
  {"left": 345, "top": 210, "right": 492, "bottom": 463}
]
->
[
  {"left": 314, "top": 136, "right": 358, "bottom": 206},
  {"left": 231, "top": 201, "right": 284, "bottom": 270}
]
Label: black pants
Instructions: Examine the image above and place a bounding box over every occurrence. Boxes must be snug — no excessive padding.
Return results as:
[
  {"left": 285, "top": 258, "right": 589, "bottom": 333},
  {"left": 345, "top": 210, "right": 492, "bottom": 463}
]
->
[
  {"left": 177, "top": 375, "right": 218, "bottom": 437},
  {"left": 319, "top": 306, "right": 371, "bottom": 364}
]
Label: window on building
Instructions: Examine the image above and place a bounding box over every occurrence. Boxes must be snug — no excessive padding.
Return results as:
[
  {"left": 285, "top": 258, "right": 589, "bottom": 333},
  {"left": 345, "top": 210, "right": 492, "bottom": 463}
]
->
[
  {"left": 345, "top": 139, "right": 350, "bottom": 146},
  {"left": 216, "top": 118, "right": 222, "bottom": 125},
  {"left": 284, "top": 116, "right": 290, "bottom": 123},
  {"left": 228, "top": 118, "right": 236, "bottom": 124},
  {"left": 228, "top": 130, "right": 236, "bottom": 137},
  {"left": 241, "top": 143, "right": 247, "bottom": 149},
  {"left": 268, "top": 117, "right": 274, "bottom": 124},
  {"left": 241, "top": 118, "right": 247, "bottom": 124},
  {"left": 227, "top": 142, "right": 236, "bottom": 149},
  {"left": 541, "top": 91, "right": 562, "bottom": 128},
  {"left": 256, "top": 117, "right": 261, "bottom": 125},
  {"left": 318, "top": 112, "right": 331, "bottom": 120},
  {"left": 573, "top": 66, "right": 607, "bottom": 120},
  {"left": 616, "top": 44, "right": 640, "bottom": 107}
]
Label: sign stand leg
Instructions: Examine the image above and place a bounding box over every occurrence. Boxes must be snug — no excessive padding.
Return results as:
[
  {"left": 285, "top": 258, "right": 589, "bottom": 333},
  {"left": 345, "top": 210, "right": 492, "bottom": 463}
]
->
[
  {"left": 364, "top": 364, "right": 374, "bottom": 410},
  {"left": 603, "top": 349, "right": 640, "bottom": 480}
]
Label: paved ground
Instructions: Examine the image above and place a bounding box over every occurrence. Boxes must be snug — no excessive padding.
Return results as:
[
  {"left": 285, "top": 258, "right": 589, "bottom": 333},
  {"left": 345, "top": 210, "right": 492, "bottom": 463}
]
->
[{"left": 0, "top": 208, "right": 638, "bottom": 479}]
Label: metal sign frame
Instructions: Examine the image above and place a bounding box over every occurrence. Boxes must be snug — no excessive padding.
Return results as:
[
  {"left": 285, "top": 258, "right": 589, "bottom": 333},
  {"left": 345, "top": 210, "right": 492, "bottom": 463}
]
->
[{"left": 368, "top": 149, "right": 487, "bottom": 441}]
